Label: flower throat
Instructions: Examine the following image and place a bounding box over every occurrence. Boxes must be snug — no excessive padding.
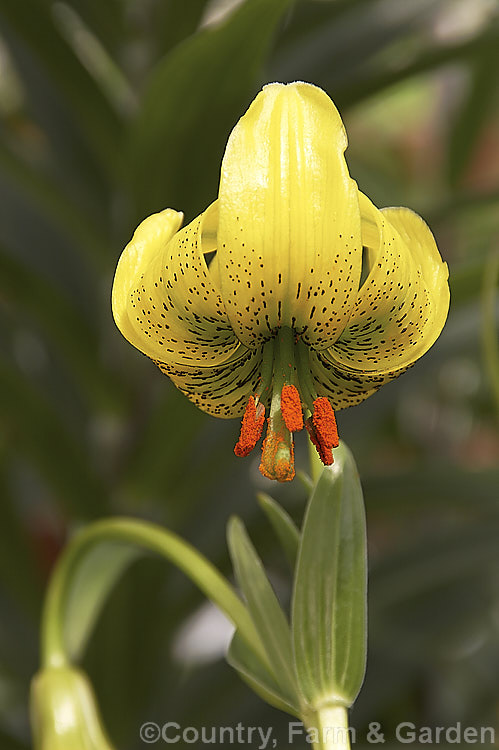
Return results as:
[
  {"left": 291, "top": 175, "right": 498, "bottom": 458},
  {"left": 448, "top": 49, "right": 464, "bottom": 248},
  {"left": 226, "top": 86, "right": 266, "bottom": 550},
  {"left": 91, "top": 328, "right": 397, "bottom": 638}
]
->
[{"left": 234, "top": 327, "right": 339, "bottom": 481}]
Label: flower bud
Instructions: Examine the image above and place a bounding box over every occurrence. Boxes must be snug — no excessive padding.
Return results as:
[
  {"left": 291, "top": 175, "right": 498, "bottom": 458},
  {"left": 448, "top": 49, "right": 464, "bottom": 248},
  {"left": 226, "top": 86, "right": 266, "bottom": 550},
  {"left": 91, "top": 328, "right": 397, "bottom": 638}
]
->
[{"left": 30, "top": 666, "right": 115, "bottom": 750}]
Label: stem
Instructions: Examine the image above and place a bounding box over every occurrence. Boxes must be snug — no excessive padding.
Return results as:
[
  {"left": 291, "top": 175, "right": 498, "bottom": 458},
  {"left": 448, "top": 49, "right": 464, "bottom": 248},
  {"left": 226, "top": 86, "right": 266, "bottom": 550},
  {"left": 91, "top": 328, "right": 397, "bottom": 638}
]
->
[
  {"left": 41, "top": 518, "right": 268, "bottom": 670},
  {"left": 303, "top": 704, "right": 352, "bottom": 750}
]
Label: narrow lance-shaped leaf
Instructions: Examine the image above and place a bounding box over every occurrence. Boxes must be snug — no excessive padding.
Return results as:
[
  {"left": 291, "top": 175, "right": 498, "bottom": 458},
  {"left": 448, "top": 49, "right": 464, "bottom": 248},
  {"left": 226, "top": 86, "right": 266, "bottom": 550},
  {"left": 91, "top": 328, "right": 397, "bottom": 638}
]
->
[
  {"left": 447, "top": 45, "right": 499, "bottom": 186},
  {"left": 63, "top": 543, "right": 141, "bottom": 662},
  {"left": 257, "top": 492, "right": 300, "bottom": 570},
  {"left": 337, "top": 26, "right": 499, "bottom": 109},
  {"left": 227, "top": 516, "right": 301, "bottom": 710},
  {"left": 292, "top": 442, "right": 367, "bottom": 708},
  {"left": 227, "top": 631, "right": 300, "bottom": 717}
]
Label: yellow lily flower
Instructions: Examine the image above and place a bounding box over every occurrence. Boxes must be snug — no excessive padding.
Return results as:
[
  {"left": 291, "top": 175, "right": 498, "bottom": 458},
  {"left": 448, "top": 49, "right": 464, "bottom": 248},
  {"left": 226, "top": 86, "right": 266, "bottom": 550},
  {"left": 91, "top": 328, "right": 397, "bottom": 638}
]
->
[{"left": 112, "top": 82, "right": 449, "bottom": 482}]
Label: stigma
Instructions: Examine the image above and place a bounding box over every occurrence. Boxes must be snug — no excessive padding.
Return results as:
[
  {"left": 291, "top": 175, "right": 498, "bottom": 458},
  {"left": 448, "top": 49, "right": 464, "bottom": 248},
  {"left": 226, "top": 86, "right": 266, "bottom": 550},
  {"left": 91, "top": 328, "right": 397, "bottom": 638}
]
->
[{"left": 233, "top": 328, "right": 339, "bottom": 481}]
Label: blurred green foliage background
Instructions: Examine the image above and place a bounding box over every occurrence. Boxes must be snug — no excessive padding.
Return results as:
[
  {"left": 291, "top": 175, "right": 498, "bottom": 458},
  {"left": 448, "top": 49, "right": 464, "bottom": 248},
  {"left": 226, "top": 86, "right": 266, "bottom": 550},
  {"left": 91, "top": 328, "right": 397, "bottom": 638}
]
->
[{"left": 0, "top": 0, "right": 498, "bottom": 747}]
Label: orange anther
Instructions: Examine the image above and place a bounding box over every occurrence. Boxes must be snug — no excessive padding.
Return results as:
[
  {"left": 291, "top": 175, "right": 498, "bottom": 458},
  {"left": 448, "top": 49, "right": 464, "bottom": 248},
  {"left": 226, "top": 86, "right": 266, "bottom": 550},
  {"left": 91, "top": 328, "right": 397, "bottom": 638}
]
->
[
  {"left": 280, "top": 384, "right": 304, "bottom": 432},
  {"left": 305, "top": 418, "right": 334, "bottom": 466},
  {"left": 312, "top": 397, "right": 339, "bottom": 449},
  {"left": 305, "top": 398, "right": 339, "bottom": 466},
  {"left": 234, "top": 396, "right": 265, "bottom": 457}
]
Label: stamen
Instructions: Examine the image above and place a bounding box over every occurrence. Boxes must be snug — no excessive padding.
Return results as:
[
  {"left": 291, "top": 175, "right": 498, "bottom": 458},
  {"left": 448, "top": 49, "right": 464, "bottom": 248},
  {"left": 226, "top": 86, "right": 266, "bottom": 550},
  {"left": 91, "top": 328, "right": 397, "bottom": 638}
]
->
[
  {"left": 312, "top": 397, "right": 339, "bottom": 449},
  {"left": 306, "top": 397, "right": 339, "bottom": 466},
  {"left": 280, "top": 384, "right": 304, "bottom": 432},
  {"left": 234, "top": 329, "right": 304, "bottom": 481},
  {"left": 234, "top": 395, "right": 265, "bottom": 457},
  {"left": 259, "top": 419, "right": 295, "bottom": 482},
  {"left": 305, "top": 418, "right": 334, "bottom": 466}
]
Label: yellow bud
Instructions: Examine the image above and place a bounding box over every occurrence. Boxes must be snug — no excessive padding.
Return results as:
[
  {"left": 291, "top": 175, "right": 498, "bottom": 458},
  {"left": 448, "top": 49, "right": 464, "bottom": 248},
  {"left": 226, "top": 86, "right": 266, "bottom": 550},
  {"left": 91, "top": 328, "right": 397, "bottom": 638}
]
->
[{"left": 30, "top": 667, "right": 115, "bottom": 750}]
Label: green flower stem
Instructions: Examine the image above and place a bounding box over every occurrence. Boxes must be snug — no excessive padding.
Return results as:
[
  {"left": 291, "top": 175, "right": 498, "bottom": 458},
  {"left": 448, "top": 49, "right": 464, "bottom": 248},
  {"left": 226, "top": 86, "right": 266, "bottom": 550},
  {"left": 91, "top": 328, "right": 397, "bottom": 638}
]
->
[
  {"left": 41, "top": 517, "right": 268, "bottom": 671},
  {"left": 303, "top": 704, "right": 351, "bottom": 750}
]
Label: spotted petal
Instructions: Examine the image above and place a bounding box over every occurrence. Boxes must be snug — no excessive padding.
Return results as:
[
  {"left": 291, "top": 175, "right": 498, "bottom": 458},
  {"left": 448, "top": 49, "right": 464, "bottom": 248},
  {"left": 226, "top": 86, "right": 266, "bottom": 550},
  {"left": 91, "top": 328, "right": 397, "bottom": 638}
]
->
[
  {"left": 308, "top": 349, "right": 394, "bottom": 410},
  {"left": 216, "top": 82, "right": 362, "bottom": 350},
  {"left": 155, "top": 346, "right": 263, "bottom": 418},
  {"left": 112, "top": 208, "right": 182, "bottom": 339},
  {"left": 324, "top": 193, "right": 449, "bottom": 379},
  {"left": 112, "top": 204, "right": 240, "bottom": 367}
]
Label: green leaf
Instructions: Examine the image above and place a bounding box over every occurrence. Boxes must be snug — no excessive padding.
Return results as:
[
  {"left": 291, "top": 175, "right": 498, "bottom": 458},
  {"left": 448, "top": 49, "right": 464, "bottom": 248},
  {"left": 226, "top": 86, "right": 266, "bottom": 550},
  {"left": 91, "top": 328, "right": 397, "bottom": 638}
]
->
[
  {"left": 272, "top": 0, "right": 424, "bottom": 95},
  {"left": 130, "top": 0, "right": 294, "bottom": 219},
  {"left": 257, "top": 492, "right": 300, "bottom": 569},
  {"left": 227, "top": 631, "right": 300, "bottom": 716},
  {"left": 61, "top": 0, "right": 127, "bottom": 58},
  {"left": 447, "top": 45, "right": 499, "bottom": 186},
  {"left": 64, "top": 542, "right": 141, "bottom": 662},
  {"left": 227, "top": 516, "right": 301, "bottom": 709},
  {"left": 150, "top": 0, "right": 211, "bottom": 60},
  {"left": 336, "top": 25, "right": 499, "bottom": 109},
  {"left": 292, "top": 442, "right": 367, "bottom": 708},
  {"left": 0, "top": 0, "right": 125, "bottom": 180}
]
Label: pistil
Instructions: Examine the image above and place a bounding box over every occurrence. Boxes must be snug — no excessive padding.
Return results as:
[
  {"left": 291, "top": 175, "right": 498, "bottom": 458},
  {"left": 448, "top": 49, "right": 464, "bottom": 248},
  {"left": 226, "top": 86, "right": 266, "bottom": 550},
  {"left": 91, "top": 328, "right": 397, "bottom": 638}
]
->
[
  {"left": 259, "top": 388, "right": 295, "bottom": 482},
  {"left": 259, "top": 328, "right": 298, "bottom": 481}
]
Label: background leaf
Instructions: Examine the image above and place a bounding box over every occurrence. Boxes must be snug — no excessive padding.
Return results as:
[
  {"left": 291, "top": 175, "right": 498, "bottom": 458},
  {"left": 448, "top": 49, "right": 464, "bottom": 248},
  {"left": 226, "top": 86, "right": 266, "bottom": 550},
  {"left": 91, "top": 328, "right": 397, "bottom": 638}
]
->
[
  {"left": 257, "top": 492, "right": 300, "bottom": 570},
  {"left": 130, "top": 0, "right": 294, "bottom": 221},
  {"left": 227, "top": 631, "right": 298, "bottom": 716}
]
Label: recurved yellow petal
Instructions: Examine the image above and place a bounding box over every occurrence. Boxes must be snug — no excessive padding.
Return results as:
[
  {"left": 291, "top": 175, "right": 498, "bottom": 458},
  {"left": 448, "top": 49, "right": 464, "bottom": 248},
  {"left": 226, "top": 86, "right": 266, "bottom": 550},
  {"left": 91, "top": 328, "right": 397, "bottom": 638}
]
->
[
  {"left": 308, "top": 348, "right": 403, "bottom": 410},
  {"left": 155, "top": 345, "right": 263, "bottom": 418},
  {"left": 216, "top": 82, "right": 362, "bottom": 350},
  {"left": 112, "top": 204, "right": 240, "bottom": 367},
  {"left": 112, "top": 208, "right": 182, "bottom": 335},
  {"left": 327, "top": 193, "right": 449, "bottom": 377}
]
